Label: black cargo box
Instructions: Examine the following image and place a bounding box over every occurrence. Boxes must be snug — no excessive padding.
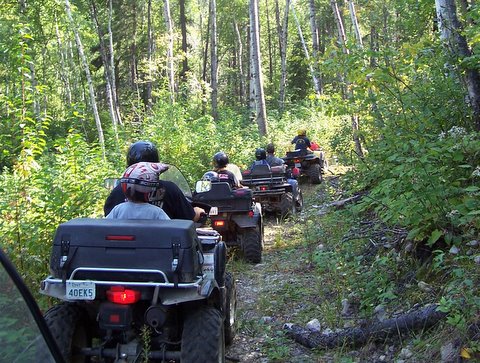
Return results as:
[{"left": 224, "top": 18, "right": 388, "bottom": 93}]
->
[{"left": 50, "top": 218, "right": 201, "bottom": 283}]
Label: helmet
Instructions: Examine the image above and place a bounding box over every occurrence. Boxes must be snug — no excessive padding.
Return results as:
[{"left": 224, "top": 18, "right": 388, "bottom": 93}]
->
[
  {"left": 297, "top": 129, "right": 307, "bottom": 136},
  {"left": 213, "top": 152, "right": 229, "bottom": 168},
  {"left": 126, "top": 141, "right": 159, "bottom": 166},
  {"left": 202, "top": 171, "right": 218, "bottom": 182},
  {"left": 266, "top": 143, "right": 275, "bottom": 154},
  {"left": 255, "top": 148, "right": 266, "bottom": 160},
  {"left": 120, "top": 162, "right": 168, "bottom": 201}
]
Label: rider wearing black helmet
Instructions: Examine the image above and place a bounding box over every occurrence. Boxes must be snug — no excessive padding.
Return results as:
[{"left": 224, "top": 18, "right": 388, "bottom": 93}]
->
[
  {"left": 104, "top": 140, "right": 205, "bottom": 221},
  {"left": 212, "top": 151, "right": 240, "bottom": 189}
]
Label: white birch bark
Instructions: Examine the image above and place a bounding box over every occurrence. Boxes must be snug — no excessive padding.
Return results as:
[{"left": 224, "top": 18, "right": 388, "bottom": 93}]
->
[
  {"left": 291, "top": 0, "right": 321, "bottom": 95},
  {"left": 54, "top": 15, "right": 72, "bottom": 105},
  {"left": 164, "top": 0, "right": 175, "bottom": 102},
  {"left": 278, "top": 0, "right": 290, "bottom": 110},
  {"left": 435, "top": 0, "right": 480, "bottom": 130},
  {"left": 210, "top": 0, "right": 218, "bottom": 120},
  {"left": 234, "top": 21, "right": 245, "bottom": 105},
  {"left": 108, "top": 0, "right": 122, "bottom": 125},
  {"left": 347, "top": 0, "right": 363, "bottom": 47},
  {"left": 250, "top": 0, "right": 268, "bottom": 135},
  {"left": 308, "top": 0, "right": 322, "bottom": 94},
  {"left": 65, "top": 0, "right": 105, "bottom": 157}
]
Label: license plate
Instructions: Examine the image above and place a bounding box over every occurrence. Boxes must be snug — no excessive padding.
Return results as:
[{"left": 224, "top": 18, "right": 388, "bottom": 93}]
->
[
  {"left": 295, "top": 163, "right": 301, "bottom": 168},
  {"left": 66, "top": 281, "right": 95, "bottom": 300},
  {"left": 209, "top": 207, "right": 218, "bottom": 216}
]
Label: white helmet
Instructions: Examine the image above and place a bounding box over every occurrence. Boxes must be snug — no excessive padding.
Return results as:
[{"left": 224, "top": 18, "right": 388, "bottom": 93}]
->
[{"left": 120, "top": 162, "right": 168, "bottom": 201}]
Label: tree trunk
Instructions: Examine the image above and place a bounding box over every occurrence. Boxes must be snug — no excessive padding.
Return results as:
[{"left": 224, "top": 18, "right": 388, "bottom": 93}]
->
[
  {"left": 179, "top": 0, "right": 189, "bottom": 82},
  {"left": 278, "top": 0, "right": 290, "bottom": 111},
  {"left": 90, "top": 0, "right": 118, "bottom": 136},
  {"left": 108, "top": 0, "right": 122, "bottom": 125},
  {"left": 234, "top": 21, "right": 245, "bottom": 106},
  {"left": 308, "top": 0, "right": 322, "bottom": 94},
  {"left": 265, "top": 0, "right": 273, "bottom": 83},
  {"left": 54, "top": 15, "right": 72, "bottom": 106},
  {"left": 347, "top": 0, "right": 362, "bottom": 47},
  {"left": 331, "top": 0, "right": 364, "bottom": 157},
  {"left": 250, "top": 0, "right": 268, "bottom": 135},
  {"left": 146, "top": 0, "right": 153, "bottom": 109},
  {"left": 435, "top": 0, "right": 480, "bottom": 131},
  {"left": 291, "top": 1, "right": 321, "bottom": 95},
  {"left": 210, "top": 0, "right": 218, "bottom": 120},
  {"left": 65, "top": 0, "right": 105, "bottom": 157},
  {"left": 164, "top": 0, "right": 175, "bottom": 103}
]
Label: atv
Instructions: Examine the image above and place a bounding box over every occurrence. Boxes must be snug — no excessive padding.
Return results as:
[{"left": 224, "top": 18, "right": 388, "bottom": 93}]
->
[
  {"left": 282, "top": 149, "right": 327, "bottom": 184},
  {"left": 40, "top": 166, "right": 237, "bottom": 363},
  {"left": 241, "top": 164, "right": 303, "bottom": 218},
  {"left": 192, "top": 181, "right": 263, "bottom": 264}
]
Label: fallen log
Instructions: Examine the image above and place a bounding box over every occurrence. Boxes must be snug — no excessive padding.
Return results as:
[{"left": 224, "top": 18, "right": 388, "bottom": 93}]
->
[
  {"left": 329, "top": 194, "right": 363, "bottom": 208},
  {"left": 285, "top": 304, "right": 446, "bottom": 350}
]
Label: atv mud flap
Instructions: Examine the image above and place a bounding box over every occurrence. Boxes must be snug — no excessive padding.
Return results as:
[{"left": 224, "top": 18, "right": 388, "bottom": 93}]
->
[{"left": 231, "top": 203, "right": 262, "bottom": 228}]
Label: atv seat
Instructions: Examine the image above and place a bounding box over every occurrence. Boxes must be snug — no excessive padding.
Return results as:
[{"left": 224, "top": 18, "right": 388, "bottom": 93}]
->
[{"left": 242, "top": 164, "right": 286, "bottom": 187}]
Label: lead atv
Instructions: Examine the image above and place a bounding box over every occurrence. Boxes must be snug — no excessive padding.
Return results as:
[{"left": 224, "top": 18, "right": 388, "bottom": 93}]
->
[
  {"left": 40, "top": 166, "right": 237, "bottom": 363},
  {"left": 241, "top": 164, "right": 303, "bottom": 218},
  {"left": 192, "top": 181, "right": 263, "bottom": 264},
  {"left": 282, "top": 149, "right": 326, "bottom": 184}
]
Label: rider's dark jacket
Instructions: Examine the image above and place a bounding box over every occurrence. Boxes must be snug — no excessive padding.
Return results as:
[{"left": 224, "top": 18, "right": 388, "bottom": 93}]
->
[{"left": 291, "top": 135, "right": 311, "bottom": 151}]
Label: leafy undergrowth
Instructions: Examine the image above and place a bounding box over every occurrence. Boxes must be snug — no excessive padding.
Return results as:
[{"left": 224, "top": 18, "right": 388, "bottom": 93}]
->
[{"left": 226, "top": 173, "right": 480, "bottom": 362}]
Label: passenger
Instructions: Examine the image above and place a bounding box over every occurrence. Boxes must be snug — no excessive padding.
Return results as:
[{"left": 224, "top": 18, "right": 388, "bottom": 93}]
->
[
  {"left": 212, "top": 151, "right": 241, "bottom": 189},
  {"left": 251, "top": 148, "right": 269, "bottom": 168},
  {"left": 225, "top": 162, "right": 243, "bottom": 184},
  {"left": 291, "top": 129, "right": 312, "bottom": 153},
  {"left": 106, "top": 162, "right": 170, "bottom": 220},
  {"left": 104, "top": 140, "right": 205, "bottom": 221}
]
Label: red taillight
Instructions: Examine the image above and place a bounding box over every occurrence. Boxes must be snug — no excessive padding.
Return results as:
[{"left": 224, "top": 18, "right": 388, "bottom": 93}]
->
[
  {"left": 248, "top": 210, "right": 254, "bottom": 218},
  {"left": 293, "top": 158, "right": 301, "bottom": 163},
  {"left": 292, "top": 167, "right": 300, "bottom": 177},
  {"left": 213, "top": 220, "right": 225, "bottom": 227},
  {"left": 106, "top": 286, "right": 141, "bottom": 305},
  {"left": 259, "top": 186, "right": 268, "bottom": 191},
  {"left": 106, "top": 235, "right": 136, "bottom": 241}
]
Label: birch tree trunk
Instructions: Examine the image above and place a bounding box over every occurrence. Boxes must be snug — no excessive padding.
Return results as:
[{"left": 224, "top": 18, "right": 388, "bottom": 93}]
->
[
  {"left": 179, "top": 0, "right": 189, "bottom": 82},
  {"left": 234, "top": 21, "right": 245, "bottom": 106},
  {"left": 108, "top": 0, "right": 122, "bottom": 125},
  {"left": 248, "top": 23, "right": 256, "bottom": 113},
  {"left": 308, "top": 0, "right": 322, "bottom": 94},
  {"left": 435, "top": 0, "right": 480, "bottom": 130},
  {"left": 250, "top": 0, "right": 268, "bottom": 135},
  {"left": 146, "top": 0, "right": 153, "bottom": 109},
  {"left": 347, "top": 0, "right": 363, "bottom": 47},
  {"left": 164, "top": 0, "right": 175, "bottom": 103},
  {"left": 331, "top": 0, "right": 364, "bottom": 157},
  {"left": 291, "top": 0, "right": 321, "bottom": 95},
  {"left": 90, "top": 0, "right": 118, "bottom": 135},
  {"left": 278, "top": 0, "right": 290, "bottom": 111},
  {"left": 54, "top": 14, "right": 72, "bottom": 106},
  {"left": 210, "top": 0, "right": 218, "bottom": 120},
  {"left": 65, "top": 0, "right": 105, "bottom": 157},
  {"left": 265, "top": 0, "right": 273, "bottom": 82}
]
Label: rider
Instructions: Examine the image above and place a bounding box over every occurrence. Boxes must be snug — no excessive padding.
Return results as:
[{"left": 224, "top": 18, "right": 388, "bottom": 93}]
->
[
  {"left": 104, "top": 140, "right": 205, "bottom": 221},
  {"left": 249, "top": 148, "right": 269, "bottom": 168},
  {"left": 212, "top": 151, "right": 241, "bottom": 189},
  {"left": 106, "top": 162, "right": 170, "bottom": 220},
  {"left": 291, "top": 129, "right": 312, "bottom": 153},
  {"left": 263, "top": 143, "right": 299, "bottom": 201}
]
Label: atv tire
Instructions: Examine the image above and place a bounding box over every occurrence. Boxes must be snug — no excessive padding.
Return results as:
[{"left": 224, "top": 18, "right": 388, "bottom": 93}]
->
[
  {"left": 241, "top": 228, "right": 262, "bottom": 263},
  {"left": 224, "top": 272, "right": 237, "bottom": 345},
  {"left": 44, "top": 303, "right": 91, "bottom": 363},
  {"left": 181, "top": 306, "right": 225, "bottom": 363},
  {"left": 280, "top": 192, "right": 295, "bottom": 218},
  {"left": 308, "top": 163, "right": 322, "bottom": 184}
]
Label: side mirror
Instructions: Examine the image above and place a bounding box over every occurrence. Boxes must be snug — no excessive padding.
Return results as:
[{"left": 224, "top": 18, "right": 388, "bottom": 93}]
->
[
  {"left": 195, "top": 180, "right": 212, "bottom": 193},
  {"left": 104, "top": 178, "right": 119, "bottom": 190}
]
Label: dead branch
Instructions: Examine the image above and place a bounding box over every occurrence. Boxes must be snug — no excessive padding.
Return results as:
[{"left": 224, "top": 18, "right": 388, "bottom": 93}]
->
[{"left": 285, "top": 304, "right": 446, "bottom": 350}]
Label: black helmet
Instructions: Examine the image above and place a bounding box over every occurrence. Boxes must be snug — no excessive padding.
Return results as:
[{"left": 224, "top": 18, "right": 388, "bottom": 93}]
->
[
  {"left": 202, "top": 171, "right": 219, "bottom": 182},
  {"left": 213, "top": 151, "right": 229, "bottom": 168},
  {"left": 266, "top": 143, "right": 275, "bottom": 154},
  {"left": 126, "top": 141, "right": 159, "bottom": 166},
  {"left": 255, "top": 148, "right": 266, "bottom": 161}
]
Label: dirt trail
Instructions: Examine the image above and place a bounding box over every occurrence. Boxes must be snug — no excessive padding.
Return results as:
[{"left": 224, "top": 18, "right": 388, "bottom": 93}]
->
[{"left": 226, "top": 184, "right": 324, "bottom": 363}]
